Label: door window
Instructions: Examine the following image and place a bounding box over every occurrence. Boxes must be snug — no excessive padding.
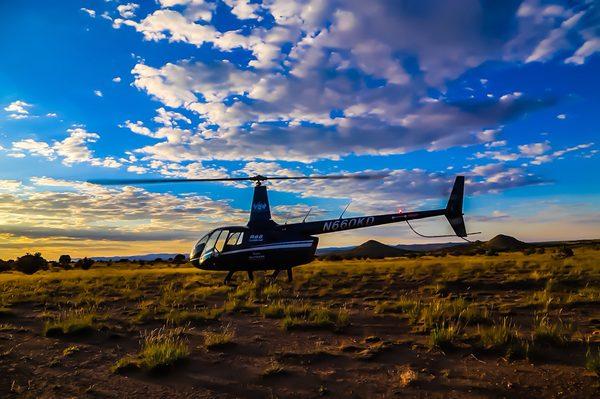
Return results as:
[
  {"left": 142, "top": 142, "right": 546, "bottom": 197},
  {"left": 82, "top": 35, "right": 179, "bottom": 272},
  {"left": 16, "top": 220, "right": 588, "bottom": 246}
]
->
[{"left": 214, "top": 230, "right": 229, "bottom": 253}]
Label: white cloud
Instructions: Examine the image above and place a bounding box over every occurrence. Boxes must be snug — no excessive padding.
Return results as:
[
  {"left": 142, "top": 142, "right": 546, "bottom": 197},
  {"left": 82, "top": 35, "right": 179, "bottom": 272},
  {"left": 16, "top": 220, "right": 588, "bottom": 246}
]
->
[
  {"left": 94, "top": 90, "right": 103, "bottom": 97},
  {"left": 112, "top": 76, "right": 122, "bottom": 83},
  {"left": 117, "top": 3, "right": 139, "bottom": 19},
  {"left": 566, "top": 38, "right": 600, "bottom": 65},
  {"left": 4, "top": 100, "right": 33, "bottom": 115},
  {"left": 224, "top": 0, "right": 261, "bottom": 20},
  {"left": 12, "top": 139, "right": 56, "bottom": 159},
  {"left": 518, "top": 141, "right": 551, "bottom": 156},
  {"left": 9, "top": 128, "right": 123, "bottom": 169},
  {"left": 127, "top": 165, "right": 148, "bottom": 174},
  {"left": 46, "top": 112, "right": 58, "bottom": 118},
  {"left": 81, "top": 8, "right": 96, "bottom": 18},
  {"left": 556, "top": 114, "right": 566, "bottom": 120}
]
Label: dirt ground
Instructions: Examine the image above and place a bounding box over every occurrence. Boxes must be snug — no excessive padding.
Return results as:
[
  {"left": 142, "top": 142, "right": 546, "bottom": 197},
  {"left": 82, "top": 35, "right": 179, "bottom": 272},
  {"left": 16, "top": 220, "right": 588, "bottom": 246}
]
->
[{"left": 1, "top": 250, "right": 599, "bottom": 398}]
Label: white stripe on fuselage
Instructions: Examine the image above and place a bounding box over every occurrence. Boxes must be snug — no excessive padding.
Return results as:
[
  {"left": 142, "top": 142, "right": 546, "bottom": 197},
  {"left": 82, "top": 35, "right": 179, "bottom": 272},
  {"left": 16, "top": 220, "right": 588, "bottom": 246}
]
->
[{"left": 222, "top": 241, "right": 314, "bottom": 255}]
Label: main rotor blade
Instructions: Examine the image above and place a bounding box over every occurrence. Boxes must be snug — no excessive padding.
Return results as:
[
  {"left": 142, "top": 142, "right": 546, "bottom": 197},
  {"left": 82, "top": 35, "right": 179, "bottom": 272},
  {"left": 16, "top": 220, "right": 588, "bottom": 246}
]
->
[
  {"left": 88, "top": 177, "right": 255, "bottom": 185},
  {"left": 88, "top": 173, "right": 387, "bottom": 186}
]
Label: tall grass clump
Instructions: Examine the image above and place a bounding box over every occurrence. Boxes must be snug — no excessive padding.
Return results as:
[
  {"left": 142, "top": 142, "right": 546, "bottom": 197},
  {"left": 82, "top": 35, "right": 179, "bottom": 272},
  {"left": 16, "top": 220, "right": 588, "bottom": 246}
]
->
[
  {"left": 428, "top": 322, "right": 461, "bottom": 349},
  {"left": 477, "top": 317, "right": 528, "bottom": 358},
  {"left": 43, "top": 307, "right": 97, "bottom": 337},
  {"left": 281, "top": 302, "right": 349, "bottom": 332},
  {"left": 203, "top": 324, "right": 235, "bottom": 349},
  {"left": 532, "top": 313, "right": 571, "bottom": 346},
  {"left": 113, "top": 326, "right": 190, "bottom": 374},
  {"left": 585, "top": 346, "right": 600, "bottom": 376}
]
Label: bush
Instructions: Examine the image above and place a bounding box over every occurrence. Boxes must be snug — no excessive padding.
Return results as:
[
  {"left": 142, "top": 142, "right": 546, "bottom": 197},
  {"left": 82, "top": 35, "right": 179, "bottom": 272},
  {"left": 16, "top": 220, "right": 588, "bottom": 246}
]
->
[
  {"left": 14, "top": 253, "right": 47, "bottom": 275},
  {"left": 173, "top": 254, "right": 186, "bottom": 264},
  {"left": 522, "top": 248, "right": 536, "bottom": 256},
  {"left": 553, "top": 246, "right": 574, "bottom": 259},
  {"left": 58, "top": 254, "right": 72, "bottom": 268},
  {"left": 0, "top": 259, "right": 12, "bottom": 272},
  {"left": 75, "top": 257, "right": 94, "bottom": 270},
  {"left": 485, "top": 249, "right": 498, "bottom": 257}
]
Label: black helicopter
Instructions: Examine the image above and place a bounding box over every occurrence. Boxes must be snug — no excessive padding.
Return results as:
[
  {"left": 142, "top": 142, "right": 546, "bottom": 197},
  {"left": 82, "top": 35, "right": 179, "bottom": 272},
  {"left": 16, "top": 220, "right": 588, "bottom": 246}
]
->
[{"left": 93, "top": 174, "right": 472, "bottom": 283}]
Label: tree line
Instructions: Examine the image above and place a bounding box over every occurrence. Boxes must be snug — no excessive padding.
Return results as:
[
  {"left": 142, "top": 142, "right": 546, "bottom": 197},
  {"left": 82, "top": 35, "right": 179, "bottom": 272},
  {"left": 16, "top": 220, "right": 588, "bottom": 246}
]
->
[{"left": 0, "top": 253, "right": 188, "bottom": 275}]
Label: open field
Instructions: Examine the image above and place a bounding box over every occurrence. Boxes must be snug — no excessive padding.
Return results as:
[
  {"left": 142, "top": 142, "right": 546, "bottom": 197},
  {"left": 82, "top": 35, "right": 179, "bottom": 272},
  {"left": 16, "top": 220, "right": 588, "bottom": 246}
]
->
[{"left": 1, "top": 248, "right": 599, "bottom": 398}]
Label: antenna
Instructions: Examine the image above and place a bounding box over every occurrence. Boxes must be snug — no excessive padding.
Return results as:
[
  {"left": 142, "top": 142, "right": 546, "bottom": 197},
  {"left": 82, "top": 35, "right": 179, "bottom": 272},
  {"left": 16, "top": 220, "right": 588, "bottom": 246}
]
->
[
  {"left": 302, "top": 207, "right": 313, "bottom": 223},
  {"left": 339, "top": 202, "right": 351, "bottom": 219}
]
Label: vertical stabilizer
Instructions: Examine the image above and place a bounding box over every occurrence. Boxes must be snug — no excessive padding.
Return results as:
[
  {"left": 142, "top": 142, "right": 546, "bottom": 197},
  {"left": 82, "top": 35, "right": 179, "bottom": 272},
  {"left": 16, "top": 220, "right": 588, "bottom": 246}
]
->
[
  {"left": 445, "top": 176, "right": 467, "bottom": 237},
  {"left": 248, "top": 184, "right": 273, "bottom": 225}
]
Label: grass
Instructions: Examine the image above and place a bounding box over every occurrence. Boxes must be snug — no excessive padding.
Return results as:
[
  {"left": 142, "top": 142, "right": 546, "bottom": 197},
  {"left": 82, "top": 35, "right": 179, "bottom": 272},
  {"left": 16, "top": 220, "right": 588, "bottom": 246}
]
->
[
  {"left": 165, "top": 307, "right": 223, "bottom": 325},
  {"left": 261, "top": 301, "right": 286, "bottom": 318},
  {"left": 43, "top": 308, "right": 97, "bottom": 337},
  {"left": 280, "top": 303, "right": 349, "bottom": 332},
  {"left": 477, "top": 317, "right": 529, "bottom": 358},
  {"left": 113, "top": 326, "right": 190, "bottom": 373},
  {"left": 428, "top": 322, "right": 461, "bottom": 349},
  {"left": 532, "top": 313, "right": 572, "bottom": 346},
  {"left": 203, "top": 325, "right": 235, "bottom": 349},
  {"left": 374, "top": 296, "right": 419, "bottom": 315},
  {"left": 261, "top": 360, "right": 286, "bottom": 378},
  {"left": 585, "top": 346, "right": 600, "bottom": 375}
]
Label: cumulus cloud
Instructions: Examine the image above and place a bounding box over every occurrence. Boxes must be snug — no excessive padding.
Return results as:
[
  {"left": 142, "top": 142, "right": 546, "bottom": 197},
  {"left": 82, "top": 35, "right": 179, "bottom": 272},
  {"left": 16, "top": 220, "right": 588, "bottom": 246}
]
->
[
  {"left": 0, "top": 178, "right": 245, "bottom": 244},
  {"left": 129, "top": 58, "right": 554, "bottom": 162},
  {"left": 94, "top": 90, "right": 103, "bottom": 97},
  {"left": 4, "top": 100, "right": 33, "bottom": 119},
  {"left": 9, "top": 128, "right": 123, "bottom": 168},
  {"left": 117, "top": 3, "right": 139, "bottom": 19}
]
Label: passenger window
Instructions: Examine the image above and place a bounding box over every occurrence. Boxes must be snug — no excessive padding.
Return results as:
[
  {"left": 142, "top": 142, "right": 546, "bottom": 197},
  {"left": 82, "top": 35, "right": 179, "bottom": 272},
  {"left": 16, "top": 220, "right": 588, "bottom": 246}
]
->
[
  {"left": 226, "top": 232, "right": 241, "bottom": 247},
  {"left": 236, "top": 232, "right": 244, "bottom": 245},
  {"left": 214, "top": 230, "right": 229, "bottom": 253}
]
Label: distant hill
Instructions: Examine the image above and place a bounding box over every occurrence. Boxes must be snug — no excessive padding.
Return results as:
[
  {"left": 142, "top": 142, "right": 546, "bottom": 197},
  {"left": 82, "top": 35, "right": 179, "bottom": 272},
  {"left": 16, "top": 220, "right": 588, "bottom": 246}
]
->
[
  {"left": 322, "top": 240, "right": 413, "bottom": 259},
  {"left": 319, "top": 234, "right": 534, "bottom": 260},
  {"left": 483, "top": 234, "right": 528, "bottom": 250},
  {"left": 435, "top": 234, "right": 528, "bottom": 255}
]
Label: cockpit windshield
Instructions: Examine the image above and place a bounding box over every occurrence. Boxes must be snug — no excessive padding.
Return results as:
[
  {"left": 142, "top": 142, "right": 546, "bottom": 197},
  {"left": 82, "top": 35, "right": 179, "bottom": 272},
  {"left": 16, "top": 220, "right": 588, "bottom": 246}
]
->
[{"left": 196, "top": 229, "right": 246, "bottom": 262}]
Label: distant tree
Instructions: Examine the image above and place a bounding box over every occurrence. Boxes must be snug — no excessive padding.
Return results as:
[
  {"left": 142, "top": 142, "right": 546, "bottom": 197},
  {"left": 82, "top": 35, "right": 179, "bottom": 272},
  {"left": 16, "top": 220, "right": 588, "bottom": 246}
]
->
[
  {"left": 554, "top": 246, "right": 574, "bottom": 259},
  {"left": 173, "top": 254, "right": 186, "bottom": 264},
  {"left": 14, "top": 253, "right": 47, "bottom": 275},
  {"left": 522, "top": 248, "right": 536, "bottom": 256},
  {"left": 58, "top": 254, "right": 72, "bottom": 268},
  {"left": 154, "top": 257, "right": 163, "bottom": 263},
  {"left": 75, "top": 257, "right": 94, "bottom": 270},
  {"left": 119, "top": 258, "right": 129, "bottom": 263},
  {"left": 0, "top": 259, "right": 10, "bottom": 272},
  {"left": 485, "top": 249, "right": 498, "bottom": 257}
]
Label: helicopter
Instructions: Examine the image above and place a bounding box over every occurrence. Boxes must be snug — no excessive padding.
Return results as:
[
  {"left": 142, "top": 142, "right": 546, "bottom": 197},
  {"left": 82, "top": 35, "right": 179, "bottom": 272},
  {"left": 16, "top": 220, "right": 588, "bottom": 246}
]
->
[{"left": 92, "top": 174, "right": 474, "bottom": 284}]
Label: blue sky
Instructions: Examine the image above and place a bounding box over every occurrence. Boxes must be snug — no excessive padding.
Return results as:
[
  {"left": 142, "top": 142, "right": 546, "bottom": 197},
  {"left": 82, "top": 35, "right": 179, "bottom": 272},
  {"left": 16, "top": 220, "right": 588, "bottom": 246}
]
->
[{"left": 0, "top": 0, "right": 598, "bottom": 259}]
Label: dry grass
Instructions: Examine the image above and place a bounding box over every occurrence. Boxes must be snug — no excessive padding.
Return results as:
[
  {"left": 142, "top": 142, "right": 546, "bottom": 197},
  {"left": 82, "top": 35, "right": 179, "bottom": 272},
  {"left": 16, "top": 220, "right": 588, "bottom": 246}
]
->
[
  {"left": 43, "top": 307, "right": 97, "bottom": 337},
  {"left": 113, "top": 326, "right": 190, "bottom": 373},
  {"left": 203, "top": 324, "right": 235, "bottom": 349}
]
